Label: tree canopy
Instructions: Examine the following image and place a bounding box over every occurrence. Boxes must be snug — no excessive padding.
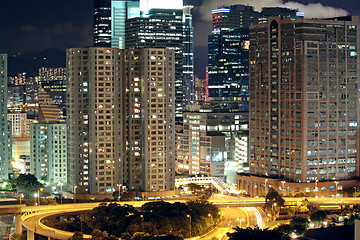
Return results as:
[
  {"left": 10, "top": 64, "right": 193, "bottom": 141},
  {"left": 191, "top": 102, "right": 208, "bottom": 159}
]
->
[
  {"left": 289, "top": 217, "right": 309, "bottom": 236},
  {"left": 310, "top": 210, "right": 327, "bottom": 224},
  {"left": 14, "top": 173, "right": 42, "bottom": 196},
  {"left": 264, "top": 187, "right": 285, "bottom": 218},
  {"left": 53, "top": 200, "right": 221, "bottom": 239}
]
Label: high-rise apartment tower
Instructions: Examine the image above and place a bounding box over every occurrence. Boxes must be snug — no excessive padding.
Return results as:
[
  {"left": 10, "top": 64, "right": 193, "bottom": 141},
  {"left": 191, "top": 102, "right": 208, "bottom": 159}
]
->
[
  {"left": 0, "top": 54, "right": 12, "bottom": 181},
  {"left": 249, "top": 16, "right": 360, "bottom": 182}
]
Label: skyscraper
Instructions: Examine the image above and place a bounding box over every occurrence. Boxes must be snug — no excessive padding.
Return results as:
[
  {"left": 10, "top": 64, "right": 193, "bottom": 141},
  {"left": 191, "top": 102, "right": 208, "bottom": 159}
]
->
[
  {"left": 111, "top": 0, "right": 140, "bottom": 49},
  {"left": 208, "top": 4, "right": 303, "bottom": 102},
  {"left": 66, "top": 47, "right": 125, "bottom": 194},
  {"left": 0, "top": 54, "right": 12, "bottom": 181},
  {"left": 208, "top": 28, "right": 250, "bottom": 102},
  {"left": 94, "top": 0, "right": 194, "bottom": 116},
  {"left": 248, "top": 16, "right": 360, "bottom": 183},
  {"left": 212, "top": 5, "right": 259, "bottom": 31},
  {"left": 126, "top": 8, "right": 184, "bottom": 118},
  {"left": 66, "top": 47, "right": 176, "bottom": 194},
  {"left": 94, "top": 0, "right": 112, "bottom": 47},
  {"left": 125, "top": 48, "right": 176, "bottom": 192},
  {"left": 183, "top": 6, "right": 195, "bottom": 106},
  {"left": 38, "top": 67, "right": 67, "bottom": 116}
]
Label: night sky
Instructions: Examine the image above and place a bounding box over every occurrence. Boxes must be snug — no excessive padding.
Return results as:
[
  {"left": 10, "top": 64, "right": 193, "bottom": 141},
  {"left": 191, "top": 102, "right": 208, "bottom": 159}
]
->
[{"left": 0, "top": 0, "right": 359, "bottom": 78}]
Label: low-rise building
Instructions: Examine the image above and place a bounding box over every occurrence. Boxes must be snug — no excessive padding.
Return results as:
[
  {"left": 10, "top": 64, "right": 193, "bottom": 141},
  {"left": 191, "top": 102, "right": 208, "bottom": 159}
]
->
[
  {"left": 30, "top": 123, "right": 67, "bottom": 185},
  {"left": 176, "top": 105, "right": 248, "bottom": 184}
]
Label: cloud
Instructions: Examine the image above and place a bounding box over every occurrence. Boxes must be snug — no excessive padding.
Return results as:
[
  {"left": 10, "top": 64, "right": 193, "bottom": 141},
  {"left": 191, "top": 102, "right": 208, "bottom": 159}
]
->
[
  {"left": 192, "top": 0, "right": 349, "bottom": 47},
  {"left": 197, "top": 0, "right": 349, "bottom": 22}
]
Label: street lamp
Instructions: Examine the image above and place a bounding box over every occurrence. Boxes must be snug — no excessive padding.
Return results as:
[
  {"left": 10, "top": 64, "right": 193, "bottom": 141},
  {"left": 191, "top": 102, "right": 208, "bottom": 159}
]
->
[
  {"left": 281, "top": 181, "right": 286, "bottom": 195},
  {"left": 315, "top": 179, "right": 319, "bottom": 198},
  {"left": 272, "top": 203, "right": 277, "bottom": 221},
  {"left": 140, "top": 214, "right": 144, "bottom": 231},
  {"left": 117, "top": 183, "right": 122, "bottom": 201},
  {"left": 265, "top": 179, "right": 268, "bottom": 195},
  {"left": 74, "top": 186, "right": 77, "bottom": 203},
  {"left": 237, "top": 218, "right": 245, "bottom": 228},
  {"left": 335, "top": 181, "right": 339, "bottom": 199},
  {"left": 34, "top": 193, "right": 38, "bottom": 204},
  {"left": 19, "top": 194, "right": 24, "bottom": 205},
  {"left": 187, "top": 214, "right": 192, "bottom": 238},
  {"left": 36, "top": 188, "right": 43, "bottom": 205},
  {"left": 60, "top": 182, "right": 64, "bottom": 204}
]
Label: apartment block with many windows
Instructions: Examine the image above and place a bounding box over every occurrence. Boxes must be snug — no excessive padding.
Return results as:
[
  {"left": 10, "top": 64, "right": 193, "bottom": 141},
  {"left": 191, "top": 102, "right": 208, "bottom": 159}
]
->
[{"left": 248, "top": 16, "right": 360, "bottom": 183}]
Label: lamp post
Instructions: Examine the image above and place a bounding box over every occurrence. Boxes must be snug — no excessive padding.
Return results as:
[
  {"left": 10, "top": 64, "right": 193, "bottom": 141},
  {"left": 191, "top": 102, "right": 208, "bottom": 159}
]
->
[
  {"left": 281, "top": 181, "right": 286, "bottom": 195},
  {"left": 140, "top": 214, "right": 144, "bottom": 231},
  {"left": 34, "top": 193, "right": 38, "bottom": 205},
  {"left": 335, "top": 181, "right": 339, "bottom": 199},
  {"left": 315, "top": 179, "right": 319, "bottom": 198},
  {"left": 272, "top": 203, "right": 277, "bottom": 221},
  {"left": 187, "top": 214, "right": 192, "bottom": 238},
  {"left": 74, "top": 186, "right": 77, "bottom": 203},
  {"left": 117, "top": 183, "right": 122, "bottom": 201},
  {"left": 19, "top": 194, "right": 24, "bottom": 205},
  {"left": 36, "top": 188, "right": 43, "bottom": 205},
  {"left": 237, "top": 218, "right": 245, "bottom": 228},
  {"left": 60, "top": 182, "right": 63, "bottom": 204},
  {"left": 265, "top": 179, "right": 268, "bottom": 196}
]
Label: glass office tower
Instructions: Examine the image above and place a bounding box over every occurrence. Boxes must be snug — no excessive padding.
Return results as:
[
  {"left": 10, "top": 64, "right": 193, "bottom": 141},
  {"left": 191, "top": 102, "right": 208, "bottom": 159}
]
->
[
  {"left": 94, "top": 0, "right": 112, "bottom": 47},
  {"left": 111, "top": 0, "right": 140, "bottom": 49}
]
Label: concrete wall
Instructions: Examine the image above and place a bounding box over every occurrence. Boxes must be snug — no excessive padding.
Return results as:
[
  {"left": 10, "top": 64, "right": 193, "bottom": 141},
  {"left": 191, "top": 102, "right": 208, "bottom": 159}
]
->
[{"left": 237, "top": 174, "right": 360, "bottom": 198}]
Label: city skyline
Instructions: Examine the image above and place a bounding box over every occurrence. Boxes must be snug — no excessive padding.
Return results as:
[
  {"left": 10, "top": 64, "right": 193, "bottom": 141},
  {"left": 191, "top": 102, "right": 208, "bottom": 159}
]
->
[
  {"left": 0, "top": 0, "right": 360, "bottom": 193},
  {"left": 0, "top": 0, "right": 358, "bottom": 78}
]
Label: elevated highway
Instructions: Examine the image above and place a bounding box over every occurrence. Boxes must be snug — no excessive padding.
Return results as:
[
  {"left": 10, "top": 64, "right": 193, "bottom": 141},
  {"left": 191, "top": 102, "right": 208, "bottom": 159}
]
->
[{"left": 3, "top": 197, "right": 360, "bottom": 239}]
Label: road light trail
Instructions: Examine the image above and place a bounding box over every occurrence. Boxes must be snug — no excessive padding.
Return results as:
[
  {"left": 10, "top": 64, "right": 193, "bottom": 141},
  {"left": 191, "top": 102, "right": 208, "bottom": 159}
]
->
[
  {"left": 197, "top": 206, "right": 266, "bottom": 240},
  {"left": 250, "top": 207, "right": 265, "bottom": 228}
]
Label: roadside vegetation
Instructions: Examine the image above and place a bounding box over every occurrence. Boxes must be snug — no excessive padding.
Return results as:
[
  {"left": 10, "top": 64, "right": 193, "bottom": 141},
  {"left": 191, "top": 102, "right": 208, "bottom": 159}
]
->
[{"left": 43, "top": 199, "right": 221, "bottom": 240}]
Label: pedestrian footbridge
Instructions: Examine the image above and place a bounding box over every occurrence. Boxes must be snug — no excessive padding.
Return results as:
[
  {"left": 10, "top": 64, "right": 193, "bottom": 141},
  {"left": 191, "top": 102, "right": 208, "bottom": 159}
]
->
[{"left": 175, "top": 177, "right": 239, "bottom": 194}]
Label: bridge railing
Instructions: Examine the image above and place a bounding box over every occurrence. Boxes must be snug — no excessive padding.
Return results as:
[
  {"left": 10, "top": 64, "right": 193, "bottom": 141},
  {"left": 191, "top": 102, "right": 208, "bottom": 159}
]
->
[{"left": 175, "top": 177, "right": 231, "bottom": 193}]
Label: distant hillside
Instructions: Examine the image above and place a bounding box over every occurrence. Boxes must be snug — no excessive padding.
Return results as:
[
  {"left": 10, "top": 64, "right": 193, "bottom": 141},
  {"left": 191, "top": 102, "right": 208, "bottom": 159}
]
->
[{"left": 8, "top": 48, "right": 66, "bottom": 77}]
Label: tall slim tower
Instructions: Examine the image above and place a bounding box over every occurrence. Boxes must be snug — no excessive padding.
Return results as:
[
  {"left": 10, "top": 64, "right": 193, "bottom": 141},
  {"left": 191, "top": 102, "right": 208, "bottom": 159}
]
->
[
  {"left": 125, "top": 48, "right": 176, "bottom": 192},
  {"left": 183, "top": 6, "right": 195, "bottom": 106},
  {"left": 111, "top": 0, "right": 140, "bottom": 49},
  {"left": 94, "top": 0, "right": 112, "bottom": 47},
  {"left": 0, "top": 54, "right": 12, "bottom": 181},
  {"left": 126, "top": 8, "right": 184, "bottom": 119},
  {"left": 66, "top": 48, "right": 125, "bottom": 194},
  {"left": 67, "top": 47, "right": 176, "bottom": 194},
  {"left": 249, "top": 16, "right": 360, "bottom": 182},
  {"left": 208, "top": 4, "right": 302, "bottom": 104}
]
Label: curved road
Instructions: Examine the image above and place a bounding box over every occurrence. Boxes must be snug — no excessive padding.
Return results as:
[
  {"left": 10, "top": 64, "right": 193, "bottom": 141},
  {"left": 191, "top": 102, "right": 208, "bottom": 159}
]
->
[
  {"left": 21, "top": 202, "right": 266, "bottom": 240},
  {"left": 15, "top": 197, "right": 360, "bottom": 239},
  {"left": 198, "top": 206, "right": 266, "bottom": 240}
]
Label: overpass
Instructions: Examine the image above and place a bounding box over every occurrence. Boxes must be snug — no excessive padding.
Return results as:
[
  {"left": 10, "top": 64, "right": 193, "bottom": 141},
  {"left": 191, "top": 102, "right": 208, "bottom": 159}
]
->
[
  {"left": 175, "top": 177, "right": 240, "bottom": 194},
  {"left": 2, "top": 197, "right": 360, "bottom": 239},
  {"left": 19, "top": 201, "right": 266, "bottom": 240},
  {"left": 0, "top": 203, "right": 103, "bottom": 240}
]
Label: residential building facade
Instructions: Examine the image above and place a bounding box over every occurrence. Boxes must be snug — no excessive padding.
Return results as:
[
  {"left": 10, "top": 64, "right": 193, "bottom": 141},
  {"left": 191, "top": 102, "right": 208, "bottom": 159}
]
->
[
  {"left": 66, "top": 47, "right": 176, "bottom": 194},
  {"left": 30, "top": 123, "right": 67, "bottom": 185},
  {"left": 248, "top": 16, "right": 360, "bottom": 183},
  {"left": 0, "top": 54, "right": 12, "bottom": 181}
]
